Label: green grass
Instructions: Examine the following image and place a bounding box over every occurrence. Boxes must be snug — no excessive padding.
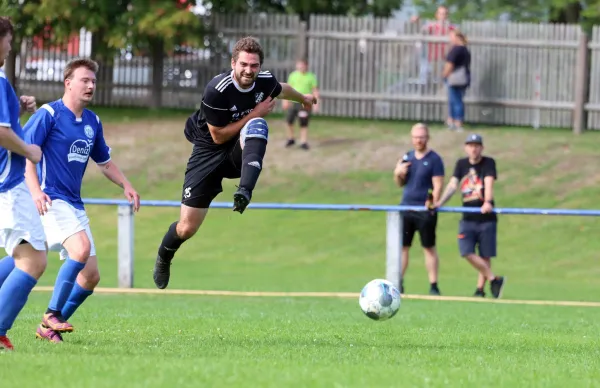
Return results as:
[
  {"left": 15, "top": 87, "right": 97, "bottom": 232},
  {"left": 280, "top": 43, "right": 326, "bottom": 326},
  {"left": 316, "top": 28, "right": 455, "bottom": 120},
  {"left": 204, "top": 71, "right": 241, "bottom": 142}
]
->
[
  {"left": 6, "top": 108, "right": 600, "bottom": 386},
  {"left": 4, "top": 293, "right": 600, "bottom": 387}
]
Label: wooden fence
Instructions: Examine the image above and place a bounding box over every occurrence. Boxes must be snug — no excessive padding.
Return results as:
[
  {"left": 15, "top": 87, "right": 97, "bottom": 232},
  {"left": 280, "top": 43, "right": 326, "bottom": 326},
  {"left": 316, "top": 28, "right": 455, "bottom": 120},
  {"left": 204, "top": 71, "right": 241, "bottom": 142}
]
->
[{"left": 12, "top": 14, "right": 600, "bottom": 132}]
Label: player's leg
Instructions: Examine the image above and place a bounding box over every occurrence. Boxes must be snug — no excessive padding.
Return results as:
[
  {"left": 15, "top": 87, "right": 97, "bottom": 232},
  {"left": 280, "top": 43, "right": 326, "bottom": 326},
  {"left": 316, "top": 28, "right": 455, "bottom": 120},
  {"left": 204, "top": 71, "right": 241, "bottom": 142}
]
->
[
  {"left": 38, "top": 217, "right": 98, "bottom": 343},
  {"left": 285, "top": 104, "right": 298, "bottom": 147},
  {"left": 154, "top": 145, "right": 225, "bottom": 289},
  {"left": 400, "top": 212, "right": 417, "bottom": 294},
  {"left": 154, "top": 205, "right": 209, "bottom": 289},
  {"left": 233, "top": 117, "right": 269, "bottom": 214},
  {"left": 61, "top": 254, "right": 99, "bottom": 321},
  {"left": 154, "top": 158, "right": 222, "bottom": 289},
  {"left": 459, "top": 220, "right": 504, "bottom": 297},
  {"left": 0, "top": 183, "right": 48, "bottom": 350},
  {"left": 298, "top": 108, "right": 311, "bottom": 150},
  {"left": 0, "top": 255, "right": 15, "bottom": 287},
  {"left": 39, "top": 201, "right": 91, "bottom": 333},
  {"left": 0, "top": 242, "right": 47, "bottom": 350},
  {"left": 478, "top": 221, "right": 503, "bottom": 298},
  {"left": 419, "top": 212, "right": 440, "bottom": 295}
]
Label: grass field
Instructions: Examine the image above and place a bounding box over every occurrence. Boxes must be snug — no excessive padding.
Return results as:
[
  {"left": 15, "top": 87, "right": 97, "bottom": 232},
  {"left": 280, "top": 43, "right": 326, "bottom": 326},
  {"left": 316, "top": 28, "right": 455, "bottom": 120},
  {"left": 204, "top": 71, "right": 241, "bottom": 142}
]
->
[{"left": 4, "top": 108, "right": 600, "bottom": 387}]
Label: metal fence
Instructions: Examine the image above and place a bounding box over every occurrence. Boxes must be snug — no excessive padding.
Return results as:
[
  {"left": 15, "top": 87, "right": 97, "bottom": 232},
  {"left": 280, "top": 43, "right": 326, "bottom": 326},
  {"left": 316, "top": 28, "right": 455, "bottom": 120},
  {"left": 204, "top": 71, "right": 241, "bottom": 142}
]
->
[
  {"left": 82, "top": 197, "right": 600, "bottom": 289},
  {"left": 10, "top": 14, "right": 600, "bottom": 131}
]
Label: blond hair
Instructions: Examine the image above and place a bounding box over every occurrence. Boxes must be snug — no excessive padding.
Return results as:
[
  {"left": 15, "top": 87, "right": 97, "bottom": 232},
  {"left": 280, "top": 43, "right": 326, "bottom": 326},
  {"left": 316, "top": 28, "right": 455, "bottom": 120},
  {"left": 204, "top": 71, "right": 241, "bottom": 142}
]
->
[{"left": 451, "top": 30, "right": 468, "bottom": 45}]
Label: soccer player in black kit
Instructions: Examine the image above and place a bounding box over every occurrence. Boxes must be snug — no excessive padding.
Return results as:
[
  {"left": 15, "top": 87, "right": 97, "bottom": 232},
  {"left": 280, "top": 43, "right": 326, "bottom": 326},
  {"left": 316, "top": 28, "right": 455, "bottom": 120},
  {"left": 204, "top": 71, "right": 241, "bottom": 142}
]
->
[{"left": 153, "top": 37, "right": 317, "bottom": 289}]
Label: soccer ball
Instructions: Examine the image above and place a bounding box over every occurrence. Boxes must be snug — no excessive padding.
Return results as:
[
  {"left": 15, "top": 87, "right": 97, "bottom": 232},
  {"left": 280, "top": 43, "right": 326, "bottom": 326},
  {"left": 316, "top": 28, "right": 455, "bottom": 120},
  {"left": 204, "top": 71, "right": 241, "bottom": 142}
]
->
[{"left": 359, "top": 279, "right": 401, "bottom": 321}]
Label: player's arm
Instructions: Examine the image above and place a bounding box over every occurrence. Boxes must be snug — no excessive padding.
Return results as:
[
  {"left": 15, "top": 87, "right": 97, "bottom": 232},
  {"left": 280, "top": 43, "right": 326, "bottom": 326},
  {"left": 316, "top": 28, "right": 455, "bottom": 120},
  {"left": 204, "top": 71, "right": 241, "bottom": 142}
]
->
[
  {"left": 92, "top": 120, "right": 141, "bottom": 211},
  {"left": 393, "top": 160, "right": 408, "bottom": 187},
  {"left": 0, "top": 125, "right": 39, "bottom": 161},
  {"left": 203, "top": 85, "right": 273, "bottom": 144},
  {"left": 431, "top": 155, "right": 445, "bottom": 203},
  {"left": 23, "top": 107, "right": 54, "bottom": 213},
  {"left": 437, "top": 177, "right": 459, "bottom": 207},
  {"left": 437, "top": 160, "right": 462, "bottom": 207},
  {"left": 483, "top": 158, "right": 497, "bottom": 204},
  {"left": 278, "top": 82, "right": 308, "bottom": 103}
]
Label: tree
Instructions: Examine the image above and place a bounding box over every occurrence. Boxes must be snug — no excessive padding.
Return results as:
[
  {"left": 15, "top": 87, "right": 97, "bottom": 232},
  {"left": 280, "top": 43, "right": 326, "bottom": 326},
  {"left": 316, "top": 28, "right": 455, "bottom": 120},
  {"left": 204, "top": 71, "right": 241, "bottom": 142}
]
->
[
  {"left": 23, "top": 0, "right": 204, "bottom": 107},
  {"left": 0, "top": 0, "right": 45, "bottom": 90}
]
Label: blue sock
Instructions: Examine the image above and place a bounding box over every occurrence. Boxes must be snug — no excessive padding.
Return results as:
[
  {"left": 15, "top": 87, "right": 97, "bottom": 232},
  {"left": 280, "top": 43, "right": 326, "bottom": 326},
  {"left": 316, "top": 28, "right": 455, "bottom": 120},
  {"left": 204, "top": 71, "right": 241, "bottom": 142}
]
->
[
  {"left": 0, "top": 256, "right": 15, "bottom": 288},
  {"left": 47, "top": 258, "right": 85, "bottom": 314},
  {"left": 0, "top": 268, "right": 37, "bottom": 336},
  {"left": 61, "top": 282, "right": 94, "bottom": 320}
]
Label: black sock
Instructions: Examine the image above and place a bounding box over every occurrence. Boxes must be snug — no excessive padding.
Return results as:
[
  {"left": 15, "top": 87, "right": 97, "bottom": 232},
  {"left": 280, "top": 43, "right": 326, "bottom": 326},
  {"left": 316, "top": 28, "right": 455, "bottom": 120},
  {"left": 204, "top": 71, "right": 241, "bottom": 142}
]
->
[
  {"left": 239, "top": 138, "right": 267, "bottom": 192},
  {"left": 158, "top": 222, "right": 186, "bottom": 261},
  {"left": 430, "top": 282, "right": 438, "bottom": 289},
  {"left": 46, "top": 308, "right": 61, "bottom": 316}
]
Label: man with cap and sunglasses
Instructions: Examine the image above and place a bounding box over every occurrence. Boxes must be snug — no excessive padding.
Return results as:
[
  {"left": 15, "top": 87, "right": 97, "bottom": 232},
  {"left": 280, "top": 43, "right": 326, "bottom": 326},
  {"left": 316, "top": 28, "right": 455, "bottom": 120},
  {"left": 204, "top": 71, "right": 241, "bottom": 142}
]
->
[{"left": 436, "top": 133, "right": 506, "bottom": 298}]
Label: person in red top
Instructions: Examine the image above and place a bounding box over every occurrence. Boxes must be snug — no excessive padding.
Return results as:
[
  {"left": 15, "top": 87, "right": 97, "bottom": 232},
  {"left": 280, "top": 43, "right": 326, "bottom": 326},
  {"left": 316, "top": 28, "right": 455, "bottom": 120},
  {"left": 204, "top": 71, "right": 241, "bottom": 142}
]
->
[{"left": 411, "top": 6, "right": 457, "bottom": 84}]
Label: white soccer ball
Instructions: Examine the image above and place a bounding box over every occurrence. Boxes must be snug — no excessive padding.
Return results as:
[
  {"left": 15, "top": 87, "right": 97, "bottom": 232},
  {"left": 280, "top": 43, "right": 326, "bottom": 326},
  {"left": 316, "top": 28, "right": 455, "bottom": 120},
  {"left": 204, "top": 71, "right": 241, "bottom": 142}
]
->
[{"left": 359, "top": 279, "right": 401, "bottom": 321}]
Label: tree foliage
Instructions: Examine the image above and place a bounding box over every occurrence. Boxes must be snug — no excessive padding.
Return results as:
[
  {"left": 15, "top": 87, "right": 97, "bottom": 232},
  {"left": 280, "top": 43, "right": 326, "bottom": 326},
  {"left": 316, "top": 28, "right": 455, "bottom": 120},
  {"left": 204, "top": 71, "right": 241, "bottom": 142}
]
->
[{"left": 22, "top": 0, "right": 203, "bottom": 57}]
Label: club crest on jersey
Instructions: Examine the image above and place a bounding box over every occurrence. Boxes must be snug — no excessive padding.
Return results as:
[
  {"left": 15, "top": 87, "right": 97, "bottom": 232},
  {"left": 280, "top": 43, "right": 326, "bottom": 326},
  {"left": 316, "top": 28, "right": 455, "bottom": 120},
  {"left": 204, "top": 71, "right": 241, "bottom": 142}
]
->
[
  {"left": 84, "top": 125, "right": 94, "bottom": 139},
  {"left": 255, "top": 92, "right": 264, "bottom": 104},
  {"left": 68, "top": 139, "right": 92, "bottom": 163}
]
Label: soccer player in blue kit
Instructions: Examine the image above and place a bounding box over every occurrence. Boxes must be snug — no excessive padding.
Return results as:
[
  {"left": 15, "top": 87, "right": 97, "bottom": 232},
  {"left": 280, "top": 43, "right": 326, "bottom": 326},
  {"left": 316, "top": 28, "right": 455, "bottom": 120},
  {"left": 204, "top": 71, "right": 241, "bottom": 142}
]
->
[
  {"left": 21, "top": 58, "right": 141, "bottom": 343},
  {"left": 0, "top": 17, "right": 48, "bottom": 351}
]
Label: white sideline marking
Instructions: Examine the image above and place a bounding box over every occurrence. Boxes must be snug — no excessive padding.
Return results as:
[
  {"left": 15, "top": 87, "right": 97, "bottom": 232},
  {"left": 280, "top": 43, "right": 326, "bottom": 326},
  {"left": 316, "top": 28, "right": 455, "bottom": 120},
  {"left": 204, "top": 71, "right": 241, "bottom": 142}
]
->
[{"left": 31, "top": 286, "right": 600, "bottom": 308}]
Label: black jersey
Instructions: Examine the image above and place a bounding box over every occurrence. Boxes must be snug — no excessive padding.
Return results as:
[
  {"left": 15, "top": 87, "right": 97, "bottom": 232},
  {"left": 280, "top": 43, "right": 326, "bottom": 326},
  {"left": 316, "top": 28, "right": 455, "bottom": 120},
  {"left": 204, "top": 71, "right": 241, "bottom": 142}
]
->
[{"left": 184, "top": 70, "right": 283, "bottom": 149}]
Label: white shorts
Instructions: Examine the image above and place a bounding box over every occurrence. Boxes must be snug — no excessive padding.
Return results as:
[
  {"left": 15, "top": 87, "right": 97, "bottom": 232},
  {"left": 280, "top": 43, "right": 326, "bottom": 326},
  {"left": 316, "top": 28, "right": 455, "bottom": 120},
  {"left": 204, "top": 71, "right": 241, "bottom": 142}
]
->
[
  {"left": 42, "top": 199, "right": 96, "bottom": 260},
  {"left": 0, "top": 181, "right": 47, "bottom": 256}
]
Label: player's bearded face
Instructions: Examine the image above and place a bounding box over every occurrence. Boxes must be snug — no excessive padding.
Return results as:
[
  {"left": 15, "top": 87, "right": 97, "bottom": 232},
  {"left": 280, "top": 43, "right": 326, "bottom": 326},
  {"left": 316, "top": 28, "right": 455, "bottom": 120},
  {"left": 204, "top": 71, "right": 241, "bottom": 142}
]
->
[
  {"left": 232, "top": 52, "right": 261, "bottom": 88},
  {"left": 68, "top": 67, "right": 96, "bottom": 104},
  {"left": 0, "top": 33, "right": 12, "bottom": 68}
]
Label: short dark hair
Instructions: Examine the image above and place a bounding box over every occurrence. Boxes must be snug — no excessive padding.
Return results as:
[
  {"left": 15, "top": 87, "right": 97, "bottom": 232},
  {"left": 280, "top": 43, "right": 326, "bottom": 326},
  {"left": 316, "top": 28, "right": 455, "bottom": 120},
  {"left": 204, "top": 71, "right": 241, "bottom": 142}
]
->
[
  {"left": 64, "top": 58, "right": 99, "bottom": 81},
  {"left": 0, "top": 17, "right": 14, "bottom": 39},
  {"left": 232, "top": 36, "right": 264, "bottom": 65}
]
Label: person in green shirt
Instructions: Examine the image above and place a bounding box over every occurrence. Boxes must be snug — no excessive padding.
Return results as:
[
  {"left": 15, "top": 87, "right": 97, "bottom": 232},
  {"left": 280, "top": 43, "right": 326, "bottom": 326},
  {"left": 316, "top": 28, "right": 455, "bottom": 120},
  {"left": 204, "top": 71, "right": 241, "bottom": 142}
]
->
[{"left": 283, "top": 59, "right": 319, "bottom": 150}]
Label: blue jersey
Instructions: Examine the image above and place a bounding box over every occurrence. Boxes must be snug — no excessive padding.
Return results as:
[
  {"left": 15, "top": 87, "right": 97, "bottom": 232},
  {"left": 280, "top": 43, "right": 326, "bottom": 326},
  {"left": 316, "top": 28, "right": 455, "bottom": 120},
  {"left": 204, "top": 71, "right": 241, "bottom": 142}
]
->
[
  {"left": 23, "top": 99, "right": 112, "bottom": 210},
  {"left": 0, "top": 69, "right": 26, "bottom": 193}
]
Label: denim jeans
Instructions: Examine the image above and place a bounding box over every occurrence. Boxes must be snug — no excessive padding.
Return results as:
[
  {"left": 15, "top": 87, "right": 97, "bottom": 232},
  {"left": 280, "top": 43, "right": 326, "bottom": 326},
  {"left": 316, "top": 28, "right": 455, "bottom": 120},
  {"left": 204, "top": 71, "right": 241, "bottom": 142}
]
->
[{"left": 447, "top": 85, "right": 467, "bottom": 122}]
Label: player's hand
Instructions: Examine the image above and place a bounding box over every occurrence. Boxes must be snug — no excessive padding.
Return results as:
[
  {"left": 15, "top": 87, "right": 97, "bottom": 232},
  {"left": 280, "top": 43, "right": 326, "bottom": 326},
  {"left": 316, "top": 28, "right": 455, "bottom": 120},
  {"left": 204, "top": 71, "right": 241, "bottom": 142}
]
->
[
  {"left": 32, "top": 189, "right": 52, "bottom": 215},
  {"left": 254, "top": 97, "right": 276, "bottom": 117},
  {"left": 395, "top": 161, "right": 410, "bottom": 177},
  {"left": 302, "top": 94, "right": 317, "bottom": 110},
  {"left": 26, "top": 144, "right": 42, "bottom": 164},
  {"left": 124, "top": 184, "right": 141, "bottom": 212},
  {"left": 19, "top": 95, "right": 37, "bottom": 114},
  {"left": 481, "top": 201, "right": 493, "bottom": 214}
]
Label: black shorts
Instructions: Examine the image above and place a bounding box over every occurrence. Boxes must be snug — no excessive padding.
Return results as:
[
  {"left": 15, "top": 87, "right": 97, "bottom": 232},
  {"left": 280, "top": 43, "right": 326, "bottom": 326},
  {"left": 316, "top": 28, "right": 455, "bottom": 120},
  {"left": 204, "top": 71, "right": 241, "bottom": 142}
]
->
[
  {"left": 402, "top": 211, "right": 437, "bottom": 248},
  {"left": 181, "top": 141, "right": 242, "bottom": 208},
  {"left": 285, "top": 103, "right": 311, "bottom": 127},
  {"left": 458, "top": 220, "right": 497, "bottom": 258}
]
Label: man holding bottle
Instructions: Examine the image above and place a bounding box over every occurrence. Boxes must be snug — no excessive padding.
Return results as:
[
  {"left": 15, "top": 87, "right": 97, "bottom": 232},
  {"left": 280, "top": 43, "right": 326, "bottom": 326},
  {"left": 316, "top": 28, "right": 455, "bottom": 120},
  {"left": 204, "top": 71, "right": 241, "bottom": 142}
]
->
[{"left": 393, "top": 123, "right": 445, "bottom": 295}]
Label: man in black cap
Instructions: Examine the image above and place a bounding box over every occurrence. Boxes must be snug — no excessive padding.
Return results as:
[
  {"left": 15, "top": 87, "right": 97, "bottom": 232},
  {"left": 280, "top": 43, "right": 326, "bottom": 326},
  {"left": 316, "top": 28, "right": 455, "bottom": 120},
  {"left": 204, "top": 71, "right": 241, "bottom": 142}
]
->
[{"left": 436, "top": 133, "right": 505, "bottom": 298}]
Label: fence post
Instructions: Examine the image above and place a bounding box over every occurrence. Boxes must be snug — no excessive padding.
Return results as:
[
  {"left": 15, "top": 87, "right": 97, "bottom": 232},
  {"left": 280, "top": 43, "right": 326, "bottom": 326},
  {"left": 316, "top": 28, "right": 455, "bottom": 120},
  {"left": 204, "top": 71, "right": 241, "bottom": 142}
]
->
[
  {"left": 573, "top": 31, "right": 589, "bottom": 135},
  {"left": 117, "top": 204, "right": 134, "bottom": 288},
  {"left": 385, "top": 211, "right": 403, "bottom": 291},
  {"left": 297, "top": 20, "right": 308, "bottom": 61}
]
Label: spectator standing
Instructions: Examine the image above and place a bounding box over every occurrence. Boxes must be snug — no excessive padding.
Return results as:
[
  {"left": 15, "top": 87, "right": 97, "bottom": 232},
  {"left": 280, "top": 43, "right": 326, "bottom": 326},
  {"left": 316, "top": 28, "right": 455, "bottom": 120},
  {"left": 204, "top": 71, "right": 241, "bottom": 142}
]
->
[
  {"left": 411, "top": 6, "right": 457, "bottom": 85},
  {"left": 393, "top": 123, "right": 445, "bottom": 295},
  {"left": 443, "top": 30, "right": 471, "bottom": 131},
  {"left": 283, "top": 59, "right": 319, "bottom": 150},
  {"left": 436, "top": 134, "right": 506, "bottom": 298}
]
